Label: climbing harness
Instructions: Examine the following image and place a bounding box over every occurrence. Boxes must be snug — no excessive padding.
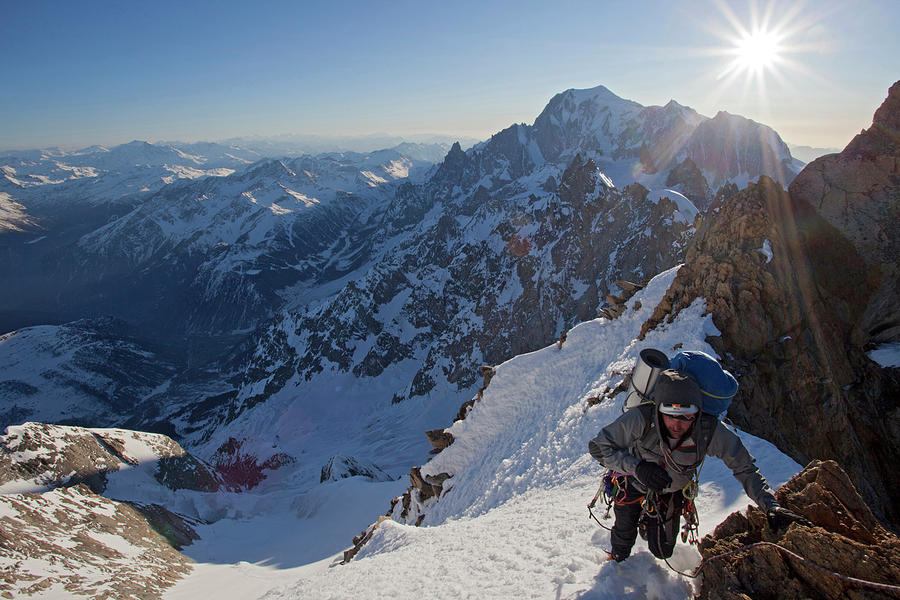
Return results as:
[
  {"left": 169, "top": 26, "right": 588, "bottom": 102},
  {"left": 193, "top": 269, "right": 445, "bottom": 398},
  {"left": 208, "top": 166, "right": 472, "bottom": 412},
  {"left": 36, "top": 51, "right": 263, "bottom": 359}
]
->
[
  {"left": 589, "top": 471, "right": 703, "bottom": 563},
  {"left": 588, "top": 471, "right": 631, "bottom": 530},
  {"left": 679, "top": 478, "right": 700, "bottom": 545}
]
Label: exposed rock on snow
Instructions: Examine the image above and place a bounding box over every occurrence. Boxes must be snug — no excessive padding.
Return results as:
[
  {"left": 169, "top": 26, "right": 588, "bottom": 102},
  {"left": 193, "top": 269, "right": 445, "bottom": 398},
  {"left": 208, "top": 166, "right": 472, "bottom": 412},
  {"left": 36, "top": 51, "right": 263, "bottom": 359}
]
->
[
  {"left": 0, "top": 422, "right": 218, "bottom": 495},
  {"left": 320, "top": 455, "right": 394, "bottom": 483},
  {"left": 425, "top": 429, "right": 454, "bottom": 454},
  {"left": 699, "top": 460, "right": 900, "bottom": 599},
  {"left": 0, "top": 484, "right": 193, "bottom": 600},
  {"left": 210, "top": 437, "right": 294, "bottom": 491},
  {"left": 343, "top": 515, "right": 392, "bottom": 564}
]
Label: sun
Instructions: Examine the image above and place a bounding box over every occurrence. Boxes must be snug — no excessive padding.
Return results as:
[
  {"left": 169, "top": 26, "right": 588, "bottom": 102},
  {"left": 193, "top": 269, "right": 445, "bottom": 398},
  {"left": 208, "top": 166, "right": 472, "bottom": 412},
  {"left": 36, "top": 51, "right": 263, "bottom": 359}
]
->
[
  {"left": 691, "top": 0, "right": 828, "bottom": 125},
  {"left": 735, "top": 30, "right": 782, "bottom": 72}
]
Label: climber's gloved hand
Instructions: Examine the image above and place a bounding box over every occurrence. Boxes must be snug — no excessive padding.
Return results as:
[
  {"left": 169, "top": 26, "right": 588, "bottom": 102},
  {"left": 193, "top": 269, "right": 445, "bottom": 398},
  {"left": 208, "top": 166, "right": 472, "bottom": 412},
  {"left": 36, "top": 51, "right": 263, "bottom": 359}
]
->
[
  {"left": 634, "top": 461, "right": 672, "bottom": 492},
  {"left": 766, "top": 504, "right": 812, "bottom": 530}
]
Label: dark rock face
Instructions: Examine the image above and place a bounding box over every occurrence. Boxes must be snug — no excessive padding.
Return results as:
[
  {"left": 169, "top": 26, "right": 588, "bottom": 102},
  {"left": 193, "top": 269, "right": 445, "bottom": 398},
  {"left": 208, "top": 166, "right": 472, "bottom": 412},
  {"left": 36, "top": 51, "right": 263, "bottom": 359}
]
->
[
  {"left": 666, "top": 157, "right": 712, "bottom": 210},
  {"left": 789, "top": 79, "right": 900, "bottom": 345},
  {"left": 640, "top": 173, "right": 900, "bottom": 527},
  {"left": 698, "top": 460, "right": 900, "bottom": 599},
  {"left": 128, "top": 502, "right": 202, "bottom": 550},
  {"left": 682, "top": 111, "right": 796, "bottom": 188}
]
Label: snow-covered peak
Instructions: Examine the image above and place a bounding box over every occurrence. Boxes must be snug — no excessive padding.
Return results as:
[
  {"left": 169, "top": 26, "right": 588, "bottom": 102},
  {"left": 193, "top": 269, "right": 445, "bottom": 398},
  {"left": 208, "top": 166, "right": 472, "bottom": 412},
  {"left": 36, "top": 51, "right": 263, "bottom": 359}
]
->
[
  {"left": 0, "top": 321, "right": 177, "bottom": 428},
  {"left": 555, "top": 84, "right": 644, "bottom": 113}
]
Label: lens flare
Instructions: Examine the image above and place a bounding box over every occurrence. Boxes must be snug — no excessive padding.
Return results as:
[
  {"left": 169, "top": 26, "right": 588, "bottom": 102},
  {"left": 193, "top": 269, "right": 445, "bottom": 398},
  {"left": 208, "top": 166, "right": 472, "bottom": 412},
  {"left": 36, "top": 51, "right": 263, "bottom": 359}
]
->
[{"left": 735, "top": 30, "right": 782, "bottom": 72}]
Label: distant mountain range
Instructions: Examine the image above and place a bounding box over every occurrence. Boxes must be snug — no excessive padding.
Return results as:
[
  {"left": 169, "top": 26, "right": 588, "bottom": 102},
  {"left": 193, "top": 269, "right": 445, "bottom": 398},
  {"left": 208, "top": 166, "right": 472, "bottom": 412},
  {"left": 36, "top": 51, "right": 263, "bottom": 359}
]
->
[
  {"left": 0, "top": 84, "right": 805, "bottom": 445},
  {"left": 787, "top": 143, "right": 842, "bottom": 163}
]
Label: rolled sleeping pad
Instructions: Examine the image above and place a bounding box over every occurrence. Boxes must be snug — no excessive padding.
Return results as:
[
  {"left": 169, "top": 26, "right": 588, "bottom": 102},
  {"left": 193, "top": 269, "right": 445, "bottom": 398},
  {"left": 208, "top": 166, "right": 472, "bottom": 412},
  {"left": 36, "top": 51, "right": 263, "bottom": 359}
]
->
[{"left": 624, "top": 348, "right": 670, "bottom": 409}]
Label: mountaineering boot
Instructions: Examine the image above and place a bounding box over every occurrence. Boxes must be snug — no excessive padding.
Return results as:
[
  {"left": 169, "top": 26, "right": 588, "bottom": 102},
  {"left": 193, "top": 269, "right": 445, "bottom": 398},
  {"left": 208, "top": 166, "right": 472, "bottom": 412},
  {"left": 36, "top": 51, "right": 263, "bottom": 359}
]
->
[{"left": 607, "top": 548, "right": 629, "bottom": 562}]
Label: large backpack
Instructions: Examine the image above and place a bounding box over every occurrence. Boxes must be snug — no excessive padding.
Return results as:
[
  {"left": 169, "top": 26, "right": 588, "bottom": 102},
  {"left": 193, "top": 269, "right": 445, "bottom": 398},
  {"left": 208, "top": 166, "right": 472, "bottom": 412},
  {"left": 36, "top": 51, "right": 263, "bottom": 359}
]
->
[{"left": 668, "top": 350, "right": 739, "bottom": 417}]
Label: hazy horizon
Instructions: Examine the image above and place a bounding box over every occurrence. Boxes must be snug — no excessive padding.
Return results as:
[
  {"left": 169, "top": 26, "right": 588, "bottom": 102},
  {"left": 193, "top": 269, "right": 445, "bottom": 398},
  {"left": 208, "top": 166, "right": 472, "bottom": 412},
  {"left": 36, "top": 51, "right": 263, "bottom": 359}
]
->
[{"left": 3, "top": 0, "right": 897, "bottom": 152}]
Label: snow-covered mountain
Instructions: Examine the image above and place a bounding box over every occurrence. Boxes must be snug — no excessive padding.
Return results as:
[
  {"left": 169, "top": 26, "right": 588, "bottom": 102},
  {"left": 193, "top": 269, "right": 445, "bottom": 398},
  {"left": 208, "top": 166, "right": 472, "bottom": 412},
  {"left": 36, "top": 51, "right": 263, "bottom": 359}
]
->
[
  {"left": 1, "top": 83, "right": 804, "bottom": 447},
  {"left": 0, "top": 316, "right": 246, "bottom": 438},
  {"left": 0, "top": 141, "right": 245, "bottom": 209},
  {"left": 0, "top": 318, "right": 177, "bottom": 429},
  {"left": 207, "top": 84, "right": 803, "bottom": 456},
  {"left": 514, "top": 85, "right": 801, "bottom": 207},
  {"left": 1, "top": 147, "right": 437, "bottom": 337},
  {"left": 2, "top": 80, "right": 898, "bottom": 600},
  {"left": 227, "top": 158, "right": 696, "bottom": 426}
]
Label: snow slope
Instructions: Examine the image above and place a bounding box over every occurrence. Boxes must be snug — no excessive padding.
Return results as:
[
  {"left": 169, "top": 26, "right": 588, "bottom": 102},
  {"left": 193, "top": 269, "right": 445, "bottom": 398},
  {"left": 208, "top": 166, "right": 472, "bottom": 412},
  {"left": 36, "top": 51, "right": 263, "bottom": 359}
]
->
[
  {"left": 0, "top": 320, "right": 177, "bottom": 428},
  {"left": 151, "top": 266, "right": 802, "bottom": 600}
]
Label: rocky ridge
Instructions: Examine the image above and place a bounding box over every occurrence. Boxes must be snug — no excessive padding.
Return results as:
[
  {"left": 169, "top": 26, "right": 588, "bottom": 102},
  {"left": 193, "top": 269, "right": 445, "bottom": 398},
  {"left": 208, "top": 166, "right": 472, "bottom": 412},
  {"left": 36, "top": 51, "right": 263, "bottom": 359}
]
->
[
  {"left": 638, "top": 81, "right": 900, "bottom": 528},
  {"left": 789, "top": 80, "right": 900, "bottom": 346},
  {"left": 698, "top": 459, "right": 900, "bottom": 599}
]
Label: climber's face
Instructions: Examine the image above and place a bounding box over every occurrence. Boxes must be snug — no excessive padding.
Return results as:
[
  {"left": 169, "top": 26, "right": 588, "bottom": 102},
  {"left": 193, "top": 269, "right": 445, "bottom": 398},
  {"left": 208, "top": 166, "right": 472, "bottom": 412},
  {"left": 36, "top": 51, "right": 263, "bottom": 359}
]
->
[{"left": 661, "top": 413, "right": 695, "bottom": 439}]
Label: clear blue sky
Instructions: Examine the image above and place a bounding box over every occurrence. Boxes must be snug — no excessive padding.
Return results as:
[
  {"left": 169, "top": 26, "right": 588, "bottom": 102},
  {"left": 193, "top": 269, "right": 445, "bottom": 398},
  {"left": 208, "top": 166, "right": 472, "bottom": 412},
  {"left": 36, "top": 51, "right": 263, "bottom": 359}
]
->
[{"left": 2, "top": 0, "right": 897, "bottom": 150}]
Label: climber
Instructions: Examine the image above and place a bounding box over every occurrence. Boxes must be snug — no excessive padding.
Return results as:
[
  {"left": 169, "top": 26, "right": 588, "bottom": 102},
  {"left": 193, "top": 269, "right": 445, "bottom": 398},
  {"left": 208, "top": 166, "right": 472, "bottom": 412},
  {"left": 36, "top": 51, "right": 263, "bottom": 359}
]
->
[{"left": 588, "top": 369, "right": 810, "bottom": 562}]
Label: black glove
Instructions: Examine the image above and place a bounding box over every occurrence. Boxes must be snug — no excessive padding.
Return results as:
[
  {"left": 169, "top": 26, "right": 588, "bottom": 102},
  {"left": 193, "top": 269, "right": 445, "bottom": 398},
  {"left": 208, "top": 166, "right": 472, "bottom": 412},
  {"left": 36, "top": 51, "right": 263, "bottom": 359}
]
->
[
  {"left": 634, "top": 461, "right": 672, "bottom": 492},
  {"left": 766, "top": 505, "right": 812, "bottom": 530}
]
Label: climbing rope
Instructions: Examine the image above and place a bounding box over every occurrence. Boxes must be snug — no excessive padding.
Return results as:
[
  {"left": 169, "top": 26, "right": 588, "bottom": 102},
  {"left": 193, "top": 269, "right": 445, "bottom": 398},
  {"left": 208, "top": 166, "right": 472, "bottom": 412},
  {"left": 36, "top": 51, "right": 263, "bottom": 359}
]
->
[{"left": 663, "top": 541, "right": 900, "bottom": 596}]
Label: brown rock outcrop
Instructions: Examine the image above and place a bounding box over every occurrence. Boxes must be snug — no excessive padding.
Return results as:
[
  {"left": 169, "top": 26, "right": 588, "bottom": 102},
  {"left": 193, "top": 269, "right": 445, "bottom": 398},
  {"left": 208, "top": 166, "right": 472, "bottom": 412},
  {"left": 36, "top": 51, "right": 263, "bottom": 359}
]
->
[
  {"left": 343, "top": 515, "right": 391, "bottom": 563},
  {"left": 425, "top": 429, "right": 454, "bottom": 454},
  {"left": 698, "top": 460, "right": 900, "bottom": 599},
  {"left": 789, "top": 80, "right": 900, "bottom": 345}
]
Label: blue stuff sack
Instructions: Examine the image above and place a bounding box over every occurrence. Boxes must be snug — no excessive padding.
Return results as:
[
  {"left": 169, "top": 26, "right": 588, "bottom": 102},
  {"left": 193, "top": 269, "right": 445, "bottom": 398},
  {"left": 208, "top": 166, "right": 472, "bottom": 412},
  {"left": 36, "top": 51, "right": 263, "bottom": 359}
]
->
[{"left": 669, "top": 350, "right": 738, "bottom": 416}]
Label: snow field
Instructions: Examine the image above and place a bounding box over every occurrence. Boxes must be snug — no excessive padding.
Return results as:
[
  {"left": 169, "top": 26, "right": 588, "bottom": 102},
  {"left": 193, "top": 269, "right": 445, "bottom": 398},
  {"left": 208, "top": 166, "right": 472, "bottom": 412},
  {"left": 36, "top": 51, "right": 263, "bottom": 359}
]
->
[{"left": 163, "top": 264, "right": 801, "bottom": 600}]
